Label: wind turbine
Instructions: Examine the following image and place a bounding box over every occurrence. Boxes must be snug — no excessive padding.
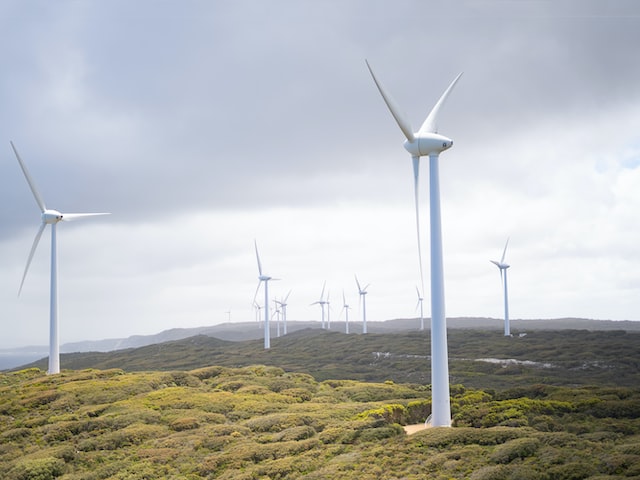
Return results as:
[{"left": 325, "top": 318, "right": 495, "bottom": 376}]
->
[
  {"left": 253, "top": 301, "right": 263, "bottom": 324},
  {"left": 11, "top": 141, "right": 110, "bottom": 375},
  {"left": 253, "top": 240, "right": 278, "bottom": 349},
  {"left": 491, "top": 238, "right": 511, "bottom": 337},
  {"left": 325, "top": 290, "right": 331, "bottom": 329},
  {"left": 366, "top": 61, "right": 462, "bottom": 427},
  {"left": 310, "top": 281, "right": 327, "bottom": 329},
  {"left": 275, "top": 290, "right": 291, "bottom": 336},
  {"left": 355, "top": 275, "right": 369, "bottom": 334},
  {"left": 271, "top": 305, "right": 281, "bottom": 337},
  {"left": 416, "top": 286, "right": 425, "bottom": 331},
  {"left": 341, "top": 290, "right": 351, "bottom": 334}
]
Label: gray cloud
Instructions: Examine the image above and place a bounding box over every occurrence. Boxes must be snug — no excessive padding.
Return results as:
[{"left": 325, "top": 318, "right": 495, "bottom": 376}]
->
[{"left": 1, "top": 0, "right": 640, "bottom": 347}]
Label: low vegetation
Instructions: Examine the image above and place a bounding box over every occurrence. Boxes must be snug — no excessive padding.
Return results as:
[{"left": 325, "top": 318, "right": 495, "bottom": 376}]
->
[
  {"left": 16, "top": 329, "right": 640, "bottom": 391},
  {"left": 1, "top": 364, "right": 640, "bottom": 479}
]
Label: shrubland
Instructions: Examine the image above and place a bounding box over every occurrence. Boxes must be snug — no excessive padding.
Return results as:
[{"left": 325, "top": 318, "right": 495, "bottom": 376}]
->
[
  {"left": 1, "top": 364, "right": 640, "bottom": 479},
  {"left": 18, "top": 329, "right": 640, "bottom": 391}
]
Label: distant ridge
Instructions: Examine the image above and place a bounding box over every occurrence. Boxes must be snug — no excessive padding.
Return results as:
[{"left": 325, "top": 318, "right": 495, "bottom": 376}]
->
[
  {"left": 2, "top": 317, "right": 638, "bottom": 370},
  {"left": 59, "top": 317, "right": 640, "bottom": 353}
]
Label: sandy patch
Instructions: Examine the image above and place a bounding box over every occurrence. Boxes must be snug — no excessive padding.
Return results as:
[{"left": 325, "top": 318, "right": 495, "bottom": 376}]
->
[{"left": 403, "top": 423, "right": 430, "bottom": 435}]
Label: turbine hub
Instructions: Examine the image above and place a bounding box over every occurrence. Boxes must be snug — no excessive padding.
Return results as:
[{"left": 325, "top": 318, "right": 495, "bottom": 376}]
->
[
  {"left": 42, "top": 210, "right": 63, "bottom": 224},
  {"left": 403, "top": 133, "right": 453, "bottom": 157}
]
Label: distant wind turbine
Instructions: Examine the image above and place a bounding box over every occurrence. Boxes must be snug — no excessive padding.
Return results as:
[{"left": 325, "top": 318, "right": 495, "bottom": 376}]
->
[
  {"left": 416, "top": 286, "right": 425, "bottom": 331},
  {"left": 355, "top": 275, "right": 369, "bottom": 334},
  {"left": 271, "top": 305, "right": 281, "bottom": 337},
  {"left": 491, "top": 238, "right": 511, "bottom": 337},
  {"left": 366, "top": 60, "right": 462, "bottom": 427},
  {"left": 310, "top": 281, "right": 327, "bottom": 329},
  {"left": 275, "top": 290, "right": 291, "bottom": 336},
  {"left": 11, "top": 141, "right": 110, "bottom": 375},
  {"left": 326, "top": 290, "right": 331, "bottom": 329},
  {"left": 253, "top": 301, "right": 263, "bottom": 324},
  {"left": 341, "top": 290, "right": 351, "bottom": 334},
  {"left": 253, "top": 240, "right": 279, "bottom": 349}
]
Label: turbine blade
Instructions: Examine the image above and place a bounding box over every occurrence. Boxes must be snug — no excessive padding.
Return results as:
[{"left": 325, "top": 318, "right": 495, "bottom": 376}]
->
[
  {"left": 283, "top": 289, "right": 291, "bottom": 303},
  {"left": 11, "top": 141, "right": 47, "bottom": 212},
  {"left": 252, "top": 281, "right": 262, "bottom": 305},
  {"left": 19, "top": 222, "right": 46, "bottom": 295},
  {"left": 320, "top": 280, "right": 326, "bottom": 301},
  {"left": 365, "top": 59, "right": 415, "bottom": 142},
  {"left": 412, "top": 155, "right": 425, "bottom": 299},
  {"left": 501, "top": 237, "right": 510, "bottom": 263},
  {"left": 254, "top": 240, "right": 263, "bottom": 276},
  {"left": 342, "top": 290, "right": 346, "bottom": 305},
  {"left": 354, "top": 275, "right": 361, "bottom": 292},
  {"left": 61, "top": 213, "right": 111, "bottom": 221},
  {"left": 418, "top": 72, "right": 463, "bottom": 134}
]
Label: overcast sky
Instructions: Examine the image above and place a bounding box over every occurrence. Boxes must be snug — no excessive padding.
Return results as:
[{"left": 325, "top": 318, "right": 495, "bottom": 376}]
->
[{"left": 1, "top": 0, "right": 639, "bottom": 348}]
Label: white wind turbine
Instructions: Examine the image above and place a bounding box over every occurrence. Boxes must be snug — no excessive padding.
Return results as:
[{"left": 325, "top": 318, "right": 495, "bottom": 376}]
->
[
  {"left": 271, "top": 305, "right": 281, "bottom": 337},
  {"left": 416, "top": 286, "right": 425, "bottom": 331},
  {"left": 325, "top": 290, "right": 332, "bottom": 329},
  {"left": 491, "top": 238, "right": 511, "bottom": 337},
  {"left": 11, "top": 141, "right": 110, "bottom": 375},
  {"left": 355, "top": 275, "right": 369, "bottom": 334},
  {"left": 366, "top": 60, "right": 462, "bottom": 427},
  {"left": 341, "top": 290, "right": 351, "bottom": 334},
  {"left": 275, "top": 290, "right": 291, "bottom": 336},
  {"left": 253, "top": 301, "right": 263, "bottom": 324},
  {"left": 310, "top": 281, "right": 327, "bottom": 329},
  {"left": 253, "top": 240, "right": 278, "bottom": 349}
]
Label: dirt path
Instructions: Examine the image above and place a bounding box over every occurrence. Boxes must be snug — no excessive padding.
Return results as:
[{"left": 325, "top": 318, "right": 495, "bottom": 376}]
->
[{"left": 403, "top": 423, "right": 429, "bottom": 435}]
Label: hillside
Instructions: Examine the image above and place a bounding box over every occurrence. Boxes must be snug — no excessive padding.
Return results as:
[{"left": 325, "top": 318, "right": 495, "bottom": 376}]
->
[
  {"left": 15, "top": 329, "right": 640, "bottom": 391},
  {"left": 1, "top": 366, "right": 639, "bottom": 479}
]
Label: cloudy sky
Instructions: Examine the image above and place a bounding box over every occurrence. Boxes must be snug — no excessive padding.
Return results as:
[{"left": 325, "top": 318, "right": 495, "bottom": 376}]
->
[{"left": 1, "top": 0, "right": 639, "bottom": 348}]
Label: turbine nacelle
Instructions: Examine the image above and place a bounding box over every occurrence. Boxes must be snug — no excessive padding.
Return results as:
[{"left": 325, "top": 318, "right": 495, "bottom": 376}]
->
[
  {"left": 403, "top": 134, "right": 453, "bottom": 157},
  {"left": 42, "top": 210, "right": 64, "bottom": 224},
  {"left": 490, "top": 260, "right": 510, "bottom": 270}
]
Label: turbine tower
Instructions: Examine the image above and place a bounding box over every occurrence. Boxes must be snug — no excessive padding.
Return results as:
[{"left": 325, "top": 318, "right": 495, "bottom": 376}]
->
[
  {"left": 341, "top": 290, "right": 351, "bottom": 334},
  {"left": 253, "top": 301, "right": 263, "bottom": 324},
  {"left": 416, "top": 286, "right": 425, "bottom": 331},
  {"left": 491, "top": 238, "right": 511, "bottom": 336},
  {"left": 310, "top": 281, "right": 327, "bottom": 329},
  {"left": 275, "top": 290, "right": 291, "bottom": 336},
  {"left": 366, "top": 61, "right": 462, "bottom": 427},
  {"left": 253, "top": 240, "right": 278, "bottom": 349},
  {"left": 271, "top": 305, "right": 281, "bottom": 337},
  {"left": 355, "top": 275, "right": 369, "bottom": 334},
  {"left": 325, "top": 290, "right": 331, "bottom": 329},
  {"left": 11, "top": 141, "right": 110, "bottom": 375}
]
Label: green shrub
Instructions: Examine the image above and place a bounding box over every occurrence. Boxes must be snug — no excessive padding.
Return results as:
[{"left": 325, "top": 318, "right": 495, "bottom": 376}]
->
[
  {"left": 414, "top": 427, "right": 527, "bottom": 448},
  {"left": 358, "top": 404, "right": 407, "bottom": 424},
  {"left": 19, "top": 390, "right": 60, "bottom": 408},
  {"left": 272, "top": 425, "right": 317, "bottom": 442},
  {"left": 546, "top": 461, "right": 593, "bottom": 480},
  {"left": 489, "top": 437, "right": 540, "bottom": 463},
  {"left": 169, "top": 417, "right": 200, "bottom": 431},
  {"left": 357, "top": 424, "right": 404, "bottom": 442},
  {"left": 8, "top": 456, "right": 65, "bottom": 480},
  {"left": 242, "top": 413, "right": 314, "bottom": 433}
]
